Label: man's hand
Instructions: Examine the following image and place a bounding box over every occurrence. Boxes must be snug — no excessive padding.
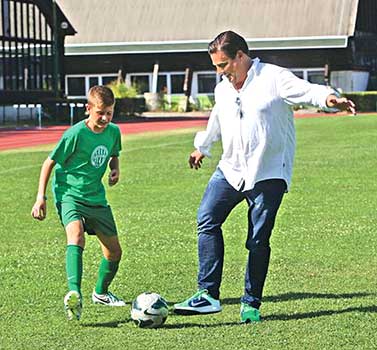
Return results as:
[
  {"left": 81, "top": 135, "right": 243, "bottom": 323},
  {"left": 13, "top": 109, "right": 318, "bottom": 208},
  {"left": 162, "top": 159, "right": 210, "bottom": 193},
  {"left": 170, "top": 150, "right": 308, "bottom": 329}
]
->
[
  {"left": 326, "top": 95, "right": 356, "bottom": 115},
  {"left": 31, "top": 197, "right": 47, "bottom": 221},
  {"left": 189, "top": 150, "right": 205, "bottom": 170},
  {"left": 108, "top": 169, "right": 119, "bottom": 186}
]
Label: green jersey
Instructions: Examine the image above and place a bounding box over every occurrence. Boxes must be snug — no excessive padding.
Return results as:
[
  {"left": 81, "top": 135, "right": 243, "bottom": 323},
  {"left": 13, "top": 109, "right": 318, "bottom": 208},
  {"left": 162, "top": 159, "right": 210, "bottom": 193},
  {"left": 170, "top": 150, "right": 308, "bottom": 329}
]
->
[{"left": 50, "top": 120, "right": 121, "bottom": 206}]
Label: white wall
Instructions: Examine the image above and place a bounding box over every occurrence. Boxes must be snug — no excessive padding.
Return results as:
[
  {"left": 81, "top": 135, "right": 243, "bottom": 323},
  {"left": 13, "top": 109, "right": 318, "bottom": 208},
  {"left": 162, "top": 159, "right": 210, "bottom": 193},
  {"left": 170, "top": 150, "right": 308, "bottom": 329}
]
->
[{"left": 330, "top": 71, "right": 369, "bottom": 92}]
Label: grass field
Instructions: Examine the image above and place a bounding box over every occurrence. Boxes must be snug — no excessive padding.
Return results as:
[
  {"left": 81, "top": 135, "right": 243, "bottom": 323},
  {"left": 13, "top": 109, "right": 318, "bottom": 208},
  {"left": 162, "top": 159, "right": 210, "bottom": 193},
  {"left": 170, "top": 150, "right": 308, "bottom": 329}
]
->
[{"left": 1, "top": 115, "right": 377, "bottom": 350}]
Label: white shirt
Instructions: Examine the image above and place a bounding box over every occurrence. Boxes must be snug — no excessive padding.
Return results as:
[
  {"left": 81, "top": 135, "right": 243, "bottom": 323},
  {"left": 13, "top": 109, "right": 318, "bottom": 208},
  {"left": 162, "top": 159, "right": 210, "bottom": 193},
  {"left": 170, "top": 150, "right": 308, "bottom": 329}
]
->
[{"left": 194, "top": 58, "right": 336, "bottom": 192}]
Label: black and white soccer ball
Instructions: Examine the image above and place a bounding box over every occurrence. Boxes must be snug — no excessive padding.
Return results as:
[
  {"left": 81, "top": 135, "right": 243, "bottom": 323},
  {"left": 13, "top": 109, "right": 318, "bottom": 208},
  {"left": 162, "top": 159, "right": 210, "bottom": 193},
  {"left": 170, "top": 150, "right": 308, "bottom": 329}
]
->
[{"left": 131, "top": 292, "right": 169, "bottom": 328}]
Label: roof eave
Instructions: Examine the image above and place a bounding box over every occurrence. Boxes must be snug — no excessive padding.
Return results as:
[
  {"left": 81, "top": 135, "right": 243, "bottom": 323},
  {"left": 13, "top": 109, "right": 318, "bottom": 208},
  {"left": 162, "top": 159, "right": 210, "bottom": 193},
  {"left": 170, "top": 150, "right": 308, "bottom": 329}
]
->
[{"left": 65, "top": 36, "right": 349, "bottom": 55}]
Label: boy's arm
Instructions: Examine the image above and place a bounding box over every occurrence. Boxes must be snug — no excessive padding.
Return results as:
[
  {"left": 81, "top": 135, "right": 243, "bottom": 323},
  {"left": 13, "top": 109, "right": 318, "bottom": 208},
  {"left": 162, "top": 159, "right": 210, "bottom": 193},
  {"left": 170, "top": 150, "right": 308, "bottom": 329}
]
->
[
  {"left": 31, "top": 157, "right": 56, "bottom": 220},
  {"left": 108, "top": 156, "right": 120, "bottom": 186}
]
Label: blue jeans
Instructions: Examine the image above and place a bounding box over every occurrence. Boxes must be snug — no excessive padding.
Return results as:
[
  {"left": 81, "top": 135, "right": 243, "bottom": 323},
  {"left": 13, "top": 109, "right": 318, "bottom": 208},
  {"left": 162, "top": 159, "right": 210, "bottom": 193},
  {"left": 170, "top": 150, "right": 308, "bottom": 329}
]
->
[{"left": 197, "top": 168, "right": 286, "bottom": 308}]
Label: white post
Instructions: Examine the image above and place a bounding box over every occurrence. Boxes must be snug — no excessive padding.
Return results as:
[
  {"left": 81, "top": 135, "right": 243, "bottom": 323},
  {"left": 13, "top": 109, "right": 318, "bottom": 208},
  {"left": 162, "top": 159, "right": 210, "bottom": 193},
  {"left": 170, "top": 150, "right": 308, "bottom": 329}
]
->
[
  {"left": 36, "top": 104, "right": 42, "bottom": 129},
  {"left": 69, "top": 103, "right": 75, "bottom": 125},
  {"left": 28, "top": 104, "right": 35, "bottom": 124},
  {"left": 151, "top": 63, "right": 159, "bottom": 93}
]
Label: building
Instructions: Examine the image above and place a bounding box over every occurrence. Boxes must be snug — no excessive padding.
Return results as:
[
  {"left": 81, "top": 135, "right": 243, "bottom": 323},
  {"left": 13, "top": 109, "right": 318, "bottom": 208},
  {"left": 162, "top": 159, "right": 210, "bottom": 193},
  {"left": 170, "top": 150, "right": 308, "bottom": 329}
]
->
[
  {"left": 0, "top": 0, "right": 75, "bottom": 105},
  {"left": 56, "top": 0, "right": 377, "bottom": 104},
  {"left": 2, "top": 0, "right": 377, "bottom": 110}
]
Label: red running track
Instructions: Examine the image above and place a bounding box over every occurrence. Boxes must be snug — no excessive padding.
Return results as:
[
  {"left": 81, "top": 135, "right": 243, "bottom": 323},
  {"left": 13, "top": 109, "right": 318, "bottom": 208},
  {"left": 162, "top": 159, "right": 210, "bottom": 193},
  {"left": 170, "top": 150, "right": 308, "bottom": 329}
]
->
[
  {"left": 0, "top": 118, "right": 208, "bottom": 151},
  {"left": 0, "top": 112, "right": 357, "bottom": 151}
]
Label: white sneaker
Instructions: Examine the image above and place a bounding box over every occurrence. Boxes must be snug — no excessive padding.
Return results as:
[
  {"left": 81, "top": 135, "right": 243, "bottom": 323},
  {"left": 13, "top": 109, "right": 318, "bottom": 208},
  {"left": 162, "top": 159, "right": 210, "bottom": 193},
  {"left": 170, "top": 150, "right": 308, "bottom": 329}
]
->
[
  {"left": 64, "top": 290, "right": 82, "bottom": 321},
  {"left": 92, "top": 291, "right": 126, "bottom": 306}
]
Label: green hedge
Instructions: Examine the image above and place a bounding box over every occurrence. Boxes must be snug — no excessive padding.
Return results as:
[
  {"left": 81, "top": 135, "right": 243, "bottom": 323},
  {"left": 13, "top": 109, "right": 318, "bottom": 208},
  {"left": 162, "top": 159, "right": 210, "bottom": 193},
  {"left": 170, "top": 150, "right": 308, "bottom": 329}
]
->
[
  {"left": 195, "top": 95, "right": 215, "bottom": 110},
  {"left": 342, "top": 91, "right": 377, "bottom": 112}
]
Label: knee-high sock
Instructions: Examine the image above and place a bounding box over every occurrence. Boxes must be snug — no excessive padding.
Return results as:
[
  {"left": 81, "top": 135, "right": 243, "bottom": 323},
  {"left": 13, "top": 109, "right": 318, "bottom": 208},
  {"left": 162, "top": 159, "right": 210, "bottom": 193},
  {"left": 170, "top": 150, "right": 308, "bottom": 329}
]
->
[
  {"left": 66, "top": 245, "right": 83, "bottom": 295},
  {"left": 95, "top": 258, "right": 119, "bottom": 294}
]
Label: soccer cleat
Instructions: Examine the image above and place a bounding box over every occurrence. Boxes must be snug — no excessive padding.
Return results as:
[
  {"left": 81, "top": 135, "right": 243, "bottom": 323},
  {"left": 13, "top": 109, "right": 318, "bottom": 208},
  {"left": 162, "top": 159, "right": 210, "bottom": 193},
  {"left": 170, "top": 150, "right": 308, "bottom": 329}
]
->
[
  {"left": 240, "top": 302, "right": 261, "bottom": 323},
  {"left": 92, "top": 291, "right": 126, "bottom": 306},
  {"left": 64, "top": 290, "right": 82, "bottom": 321},
  {"left": 173, "top": 289, "right": 222, "bottom": 315}
]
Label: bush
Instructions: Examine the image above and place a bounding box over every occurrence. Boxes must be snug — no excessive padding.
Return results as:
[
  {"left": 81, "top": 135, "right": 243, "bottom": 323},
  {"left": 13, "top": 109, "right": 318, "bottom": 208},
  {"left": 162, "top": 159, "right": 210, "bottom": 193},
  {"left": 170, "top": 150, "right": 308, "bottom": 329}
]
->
[
  {"left": 114, "top": 97, "right": 145, "bottom": 118},
  {"left": 342, "top": 91, "right": 377, "bottom": 112},
  {"left": 195, "top": 95, "right": 215, "bottom": 110},
  {"left": 107, "top": 80, "right": 146, "bottom": 117},
  {"left": 107, "top": 80, "right": 138, "bottom": 98}
]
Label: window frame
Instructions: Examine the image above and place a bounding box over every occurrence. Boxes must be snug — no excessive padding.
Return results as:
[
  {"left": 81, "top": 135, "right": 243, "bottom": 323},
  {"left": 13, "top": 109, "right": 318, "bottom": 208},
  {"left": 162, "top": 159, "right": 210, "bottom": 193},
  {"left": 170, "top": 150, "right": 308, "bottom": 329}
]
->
[{"left": 65, "top": 74, "right": 118, "bottom": 99}]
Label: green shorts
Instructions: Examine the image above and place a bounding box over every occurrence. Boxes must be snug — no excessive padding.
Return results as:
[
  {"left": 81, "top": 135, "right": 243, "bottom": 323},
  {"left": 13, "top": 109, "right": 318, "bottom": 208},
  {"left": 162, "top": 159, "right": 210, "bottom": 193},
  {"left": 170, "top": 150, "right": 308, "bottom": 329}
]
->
[{"left": 55, "top": 201, "right": 118, "bottom": 236}]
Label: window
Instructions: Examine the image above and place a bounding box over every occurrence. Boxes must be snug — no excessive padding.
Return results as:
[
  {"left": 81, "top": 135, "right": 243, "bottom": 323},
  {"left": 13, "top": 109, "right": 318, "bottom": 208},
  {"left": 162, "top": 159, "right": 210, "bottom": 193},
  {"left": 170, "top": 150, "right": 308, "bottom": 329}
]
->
[
  {"left": 66, "top": 74, "right": 117, "bottom": 98},
  {"left": 292, "top": 70, "right": 304, "bottom": 79},
  {"left": 89, "top": 77, "right": 99, "bottom": 89},
  {"left": 197, "top": 73, "right": 217, "bottom": 93},
  {"left": 130, "top": 75, "right": 149, "bottom": 94},
  {"left": 290, "top": 69, "right": 325, "bottom": 85},
  {"left": 157, "top": 74, "right": 167, "bottom": 93},
  {"left": 102, "top": 76, "right": 117, "bottom": 85},
  {"left": 308, "top": 71, "right": 325, "bottom": 85},
  {"left": 67, "top": 77, "right": 85, "bottom": 96},
  {"left": 171, "top": 74, "right": 185, "bottom": 94},
  {"left": 126, "top": 72, "right": 186, "bottom": 95}
]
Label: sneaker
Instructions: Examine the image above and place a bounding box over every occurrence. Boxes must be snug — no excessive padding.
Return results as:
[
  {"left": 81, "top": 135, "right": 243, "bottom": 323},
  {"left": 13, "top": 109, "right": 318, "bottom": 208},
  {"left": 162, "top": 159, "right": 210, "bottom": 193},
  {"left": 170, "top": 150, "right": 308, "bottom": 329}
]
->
[
  {"left": 173, "top": 289, "right": 222, "bottom": 315},
  {"left": 92, "top": 291, "right": 126, "bottom": 306},
  {"left": 240, "top": 302, "right": 261, "bottom": 323},
  {"left": 64, "top": 290, "right": 82, "bottom": 321}
]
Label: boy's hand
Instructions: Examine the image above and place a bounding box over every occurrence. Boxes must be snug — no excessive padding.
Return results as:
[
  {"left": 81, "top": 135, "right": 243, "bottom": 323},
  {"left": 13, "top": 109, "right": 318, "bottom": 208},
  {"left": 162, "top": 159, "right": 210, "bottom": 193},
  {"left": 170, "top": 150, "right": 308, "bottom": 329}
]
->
[
  {"left": 31, "top": 197, "right": 47, "bottom": 220},
  {"left": 108, "top": 169, "right": 119, "bottom": 186}
]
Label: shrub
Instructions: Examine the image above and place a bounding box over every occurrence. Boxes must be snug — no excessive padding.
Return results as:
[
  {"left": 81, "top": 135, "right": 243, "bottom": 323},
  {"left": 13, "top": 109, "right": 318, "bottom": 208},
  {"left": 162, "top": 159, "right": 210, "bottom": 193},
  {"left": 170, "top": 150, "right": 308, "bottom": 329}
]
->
[
  {"left": 196, "top": 95, "right": 215, "bottom": 110},
  {"left": 107, "top": 80, "right": 138, "bottom": 98},
  {"left": 342, "top": 91, "right": 377, "bottom": 112}
]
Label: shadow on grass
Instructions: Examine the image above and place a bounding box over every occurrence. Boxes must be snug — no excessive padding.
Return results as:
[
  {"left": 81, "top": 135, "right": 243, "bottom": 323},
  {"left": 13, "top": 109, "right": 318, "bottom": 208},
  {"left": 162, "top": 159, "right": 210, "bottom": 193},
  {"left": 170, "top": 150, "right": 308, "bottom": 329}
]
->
[
  {"left": 221, "top": 291, "right": 375, "bottom": 305},
  {"left": 82, "top": 318, "right": 242, "bottom": 329},
  {"left": 160, "top": 321, "right": 241, "bottom": 329},
  {"left": 264, "top": 304, "right": 377, "bottom": 321},
  {"left": 82, "top": 318, "right": 133, "bottom": 328},
  {"left": 81, "top": 317, "right": 241, "bottom": 329},
  {"left": 81, "top": 292, "right": 376, "bottom": 328},
  {"left": 80, "top": 304, "right": 377, "bottom": 328}
]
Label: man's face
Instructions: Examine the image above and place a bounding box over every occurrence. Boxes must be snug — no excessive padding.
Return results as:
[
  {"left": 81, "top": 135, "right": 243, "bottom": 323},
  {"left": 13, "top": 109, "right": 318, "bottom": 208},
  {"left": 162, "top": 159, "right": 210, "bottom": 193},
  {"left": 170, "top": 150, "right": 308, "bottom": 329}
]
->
[
  {"left": 210, "top": 50, "right": 244, "bottom": 87},
  {"left": 86, "top": 103, "right": 114, "bottom": 132}
]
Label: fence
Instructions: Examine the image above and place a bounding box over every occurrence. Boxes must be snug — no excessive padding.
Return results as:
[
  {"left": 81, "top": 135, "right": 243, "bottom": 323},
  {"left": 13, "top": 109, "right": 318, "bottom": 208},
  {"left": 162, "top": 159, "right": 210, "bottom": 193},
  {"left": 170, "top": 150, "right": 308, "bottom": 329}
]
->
[{"left": 0, "top": 101, "right": 87, "bottom": 128}]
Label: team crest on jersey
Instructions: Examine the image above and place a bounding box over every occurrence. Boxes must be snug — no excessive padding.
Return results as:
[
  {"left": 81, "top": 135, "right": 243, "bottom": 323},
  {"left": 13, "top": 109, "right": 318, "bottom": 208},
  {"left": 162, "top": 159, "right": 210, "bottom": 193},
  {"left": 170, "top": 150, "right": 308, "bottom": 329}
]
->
[{"left": 91, "top": 145, "right": 108, "bottom": 168}]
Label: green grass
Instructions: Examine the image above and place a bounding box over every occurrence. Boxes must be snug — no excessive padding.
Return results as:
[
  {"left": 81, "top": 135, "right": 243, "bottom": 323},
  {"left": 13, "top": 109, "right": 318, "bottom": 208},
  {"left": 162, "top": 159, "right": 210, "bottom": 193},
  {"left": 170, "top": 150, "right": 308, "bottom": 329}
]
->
[{"left": 1, "top": 115, "right": 377, "bottom": 349}]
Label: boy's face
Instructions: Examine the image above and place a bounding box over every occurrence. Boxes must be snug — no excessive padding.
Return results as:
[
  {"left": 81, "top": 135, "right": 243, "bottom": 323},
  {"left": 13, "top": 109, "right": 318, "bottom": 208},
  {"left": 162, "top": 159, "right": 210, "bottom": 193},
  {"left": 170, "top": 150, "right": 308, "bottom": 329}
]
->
[{"left": 86, "top": 102, "right": 114, "bottom": 132}]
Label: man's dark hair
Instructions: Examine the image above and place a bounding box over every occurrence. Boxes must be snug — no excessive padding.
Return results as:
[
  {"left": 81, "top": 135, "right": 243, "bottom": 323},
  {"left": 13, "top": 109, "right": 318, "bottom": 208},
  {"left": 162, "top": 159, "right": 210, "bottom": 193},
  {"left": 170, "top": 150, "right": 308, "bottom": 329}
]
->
[{"left": 208, "top": 31, "right": 249, "bottom": 59}]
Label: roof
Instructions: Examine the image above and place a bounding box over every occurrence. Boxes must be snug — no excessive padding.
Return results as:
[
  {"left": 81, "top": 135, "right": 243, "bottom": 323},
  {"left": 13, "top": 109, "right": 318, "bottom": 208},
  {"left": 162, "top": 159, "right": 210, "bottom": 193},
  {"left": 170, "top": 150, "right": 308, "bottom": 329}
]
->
[
  {"left": 35, "top": 0, "right": 76, "bottom": 36},
  {"left": 56, "top": 0, "right": 360, "bottom": 55}
]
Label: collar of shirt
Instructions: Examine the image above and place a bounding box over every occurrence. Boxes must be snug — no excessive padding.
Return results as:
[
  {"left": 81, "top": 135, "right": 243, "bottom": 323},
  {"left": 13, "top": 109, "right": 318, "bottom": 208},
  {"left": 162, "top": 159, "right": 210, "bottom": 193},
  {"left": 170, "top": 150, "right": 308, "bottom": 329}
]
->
[{"left": 222, "top": 57, "right": 261, "bottom": 92}]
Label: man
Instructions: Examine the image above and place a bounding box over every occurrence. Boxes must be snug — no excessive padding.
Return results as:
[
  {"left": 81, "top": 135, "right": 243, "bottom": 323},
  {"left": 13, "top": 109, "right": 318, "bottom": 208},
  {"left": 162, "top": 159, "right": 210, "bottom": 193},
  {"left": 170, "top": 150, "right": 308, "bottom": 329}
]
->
[{"left": 173, "top": 31, "right": 355, "bottom": 323}]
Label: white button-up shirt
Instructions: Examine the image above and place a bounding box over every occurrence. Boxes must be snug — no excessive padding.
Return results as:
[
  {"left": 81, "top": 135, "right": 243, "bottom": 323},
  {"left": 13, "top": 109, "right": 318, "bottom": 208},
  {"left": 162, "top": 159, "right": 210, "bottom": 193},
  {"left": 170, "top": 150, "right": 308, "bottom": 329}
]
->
[{"left": 194, "top": 58, "right": 336, "bottom": 192}]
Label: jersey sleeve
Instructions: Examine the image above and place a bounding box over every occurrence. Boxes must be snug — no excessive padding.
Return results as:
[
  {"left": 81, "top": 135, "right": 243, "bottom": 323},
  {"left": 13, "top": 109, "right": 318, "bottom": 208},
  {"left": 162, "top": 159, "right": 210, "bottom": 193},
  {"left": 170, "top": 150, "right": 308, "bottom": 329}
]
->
[
  {"left": 110, "top": 127, "right": 122, "bottom": 157},
  {"left": 49, "top": 131, "right": 78, "bottom": 165}
]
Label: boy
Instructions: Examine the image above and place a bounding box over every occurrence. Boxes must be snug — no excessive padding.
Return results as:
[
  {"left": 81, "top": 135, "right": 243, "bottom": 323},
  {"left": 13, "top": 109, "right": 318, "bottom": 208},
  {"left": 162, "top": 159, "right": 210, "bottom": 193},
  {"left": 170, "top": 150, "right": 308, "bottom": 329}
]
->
[{"left": 31, "top": 85, "right": 125, "bottom": 321}]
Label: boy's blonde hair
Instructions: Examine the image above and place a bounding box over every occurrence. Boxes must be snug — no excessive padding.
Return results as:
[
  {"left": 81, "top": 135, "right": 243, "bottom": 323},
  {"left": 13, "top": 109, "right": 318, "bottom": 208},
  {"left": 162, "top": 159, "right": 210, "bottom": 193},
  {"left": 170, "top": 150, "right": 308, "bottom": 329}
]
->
[{"left": 87, "top": 85, "right": 115, "bottom": 107}]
